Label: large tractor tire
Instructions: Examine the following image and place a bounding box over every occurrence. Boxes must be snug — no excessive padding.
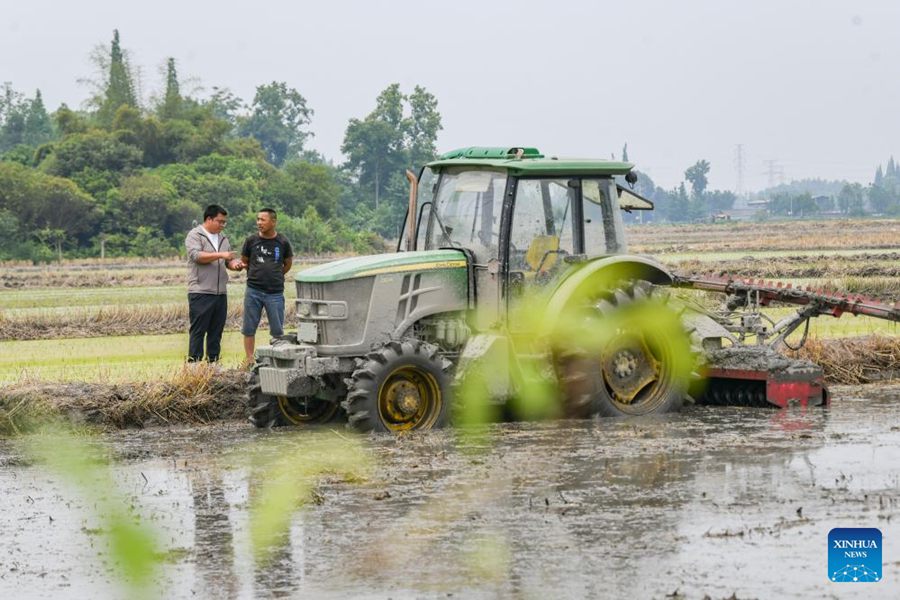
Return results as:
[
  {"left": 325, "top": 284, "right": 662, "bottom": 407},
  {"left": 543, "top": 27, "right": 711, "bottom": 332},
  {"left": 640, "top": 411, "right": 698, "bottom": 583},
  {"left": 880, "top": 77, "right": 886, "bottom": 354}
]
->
[
  {"left": 343, "top": 340, "right": 452, "bottom": 433},
  {"left": 247, "top": 368, "right": 341, "bottom": 428},
  {"left": 557, "top": 280, "right": 700, "bottom": 418}
]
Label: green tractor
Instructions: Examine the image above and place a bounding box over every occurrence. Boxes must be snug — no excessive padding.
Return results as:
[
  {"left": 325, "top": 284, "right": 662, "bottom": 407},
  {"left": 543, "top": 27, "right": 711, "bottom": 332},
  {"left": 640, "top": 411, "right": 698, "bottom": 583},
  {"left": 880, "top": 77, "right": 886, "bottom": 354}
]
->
[{"left": 249, "top": 146, "right": 713, "bottom": 432}]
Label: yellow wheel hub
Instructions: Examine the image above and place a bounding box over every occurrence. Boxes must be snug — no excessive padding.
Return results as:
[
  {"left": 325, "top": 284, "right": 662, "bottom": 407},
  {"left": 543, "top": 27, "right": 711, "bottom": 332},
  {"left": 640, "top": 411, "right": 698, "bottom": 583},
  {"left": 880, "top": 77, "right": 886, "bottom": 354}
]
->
[
  {"left": 601, "top": 334, "right": 660, "bottom": 405},
  {"left": 277, "top": 396, "right": 337, "bottom": 426},
  {"left": 377, "top": 366, "right": 442, "bottom": 432}
]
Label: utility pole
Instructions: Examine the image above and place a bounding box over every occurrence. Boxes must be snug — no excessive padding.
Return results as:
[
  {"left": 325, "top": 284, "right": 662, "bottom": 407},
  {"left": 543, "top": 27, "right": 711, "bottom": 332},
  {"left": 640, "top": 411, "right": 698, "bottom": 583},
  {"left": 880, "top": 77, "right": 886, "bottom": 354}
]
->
[{"left": 733, "top": 144, "right": 745, "bottom": 197}]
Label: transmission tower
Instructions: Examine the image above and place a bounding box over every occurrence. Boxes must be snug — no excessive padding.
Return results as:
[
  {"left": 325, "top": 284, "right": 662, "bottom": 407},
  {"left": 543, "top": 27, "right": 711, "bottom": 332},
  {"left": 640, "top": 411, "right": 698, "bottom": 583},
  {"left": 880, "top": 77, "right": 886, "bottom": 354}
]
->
[
  {"left": 762, "top": 159, "right": 785, "bottom": 188},
  {"left": 733, "top": 144, "right": 745, "bottom": 196}
]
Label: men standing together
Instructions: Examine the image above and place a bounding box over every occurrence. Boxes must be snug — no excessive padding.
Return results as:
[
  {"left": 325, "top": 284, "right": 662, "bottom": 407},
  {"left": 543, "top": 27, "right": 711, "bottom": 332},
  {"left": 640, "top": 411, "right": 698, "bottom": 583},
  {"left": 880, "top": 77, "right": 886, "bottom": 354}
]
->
[
  {"left": 184, "top": 205, "right": 293, "bottom": 365},
  {"left": 184, "top": 204, "right": 244, "bottom": 363},
  {"left": 240, "top": 208, "right": 293, "bottom": 365}
]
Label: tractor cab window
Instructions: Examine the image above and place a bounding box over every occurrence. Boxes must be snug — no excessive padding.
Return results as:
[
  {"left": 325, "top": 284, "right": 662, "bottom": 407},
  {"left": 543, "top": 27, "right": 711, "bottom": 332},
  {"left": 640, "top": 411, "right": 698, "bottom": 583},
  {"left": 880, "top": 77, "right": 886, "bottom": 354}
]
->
[
  {"left": 421, "top": 168, "right": 506, "bottom": 259},
  {"left": 411, "top": 167, "right": 439, "bottom": 251},
  {"left": 583, "top": 178, "right": 625, "bottom": 255},
  {"left": 509, "top": 178, "right": 577, "bottom": 283}
]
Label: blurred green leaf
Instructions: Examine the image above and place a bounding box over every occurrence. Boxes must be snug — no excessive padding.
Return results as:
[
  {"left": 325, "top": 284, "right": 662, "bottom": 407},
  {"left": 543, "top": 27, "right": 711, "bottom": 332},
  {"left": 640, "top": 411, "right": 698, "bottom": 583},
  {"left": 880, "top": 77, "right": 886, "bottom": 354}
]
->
[{"left": 22, "top": 427, "right": 161, "bottom": 594}]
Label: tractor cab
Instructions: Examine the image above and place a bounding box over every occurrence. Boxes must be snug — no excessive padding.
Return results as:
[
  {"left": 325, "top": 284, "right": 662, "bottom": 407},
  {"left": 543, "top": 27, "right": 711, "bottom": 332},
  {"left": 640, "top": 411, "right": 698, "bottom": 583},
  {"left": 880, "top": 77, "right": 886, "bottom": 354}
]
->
[{"left": 405, "top": 146, "right": 653, "bottom": 328}]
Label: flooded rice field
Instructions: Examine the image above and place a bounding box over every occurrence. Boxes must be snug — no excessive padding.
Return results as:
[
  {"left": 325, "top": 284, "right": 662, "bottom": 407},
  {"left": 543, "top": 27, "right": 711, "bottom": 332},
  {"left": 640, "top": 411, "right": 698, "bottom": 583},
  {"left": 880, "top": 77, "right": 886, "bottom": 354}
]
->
[{"left": 2, "top": 386, "right": 900, "bottom": 599}]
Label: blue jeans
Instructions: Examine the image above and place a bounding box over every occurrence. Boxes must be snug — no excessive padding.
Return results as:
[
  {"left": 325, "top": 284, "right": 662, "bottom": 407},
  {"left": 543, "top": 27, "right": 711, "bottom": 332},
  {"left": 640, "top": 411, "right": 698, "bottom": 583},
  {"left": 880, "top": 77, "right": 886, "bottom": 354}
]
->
[{"left": 242, "top": 286, "right": 285, "bottom": 337}]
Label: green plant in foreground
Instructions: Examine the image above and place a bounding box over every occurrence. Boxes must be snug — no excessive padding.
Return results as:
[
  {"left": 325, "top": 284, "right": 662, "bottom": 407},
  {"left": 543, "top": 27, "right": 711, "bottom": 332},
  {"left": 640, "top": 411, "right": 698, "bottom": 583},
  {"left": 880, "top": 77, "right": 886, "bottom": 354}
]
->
[
  {"left": 22, "top": 427, "right": 162, "bottom": 598},
  {"left": 241, "top": 432, "right": 372, "bottom": 563}
]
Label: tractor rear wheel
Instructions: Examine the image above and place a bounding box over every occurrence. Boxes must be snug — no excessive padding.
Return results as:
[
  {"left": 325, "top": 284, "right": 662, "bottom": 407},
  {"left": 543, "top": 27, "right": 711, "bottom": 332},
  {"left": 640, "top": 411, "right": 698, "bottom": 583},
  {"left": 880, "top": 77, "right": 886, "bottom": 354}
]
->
[
  {"left": 557, "top": 281, "right": 698, "bottom": 418},
  {"left": 247, "top": 369, "right": 341, "bottom": 428},
  {"left": 344, "top": 340, "right": 452, "bottom": 433}
]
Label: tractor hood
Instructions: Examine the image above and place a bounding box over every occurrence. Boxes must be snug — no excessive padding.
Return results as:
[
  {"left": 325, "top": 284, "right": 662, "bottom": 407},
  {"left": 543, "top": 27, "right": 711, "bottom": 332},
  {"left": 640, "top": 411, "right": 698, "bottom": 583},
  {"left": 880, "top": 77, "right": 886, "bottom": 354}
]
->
[{"left": 297, "top": 249, "right": 468, "bottom": 283}]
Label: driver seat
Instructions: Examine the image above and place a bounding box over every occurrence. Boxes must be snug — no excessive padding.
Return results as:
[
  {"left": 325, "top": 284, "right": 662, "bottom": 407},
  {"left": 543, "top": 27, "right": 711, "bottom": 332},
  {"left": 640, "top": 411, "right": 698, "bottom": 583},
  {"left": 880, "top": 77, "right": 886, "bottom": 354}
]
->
[{"left": 524, "top": 235, "right": 560, "bottom": 273}]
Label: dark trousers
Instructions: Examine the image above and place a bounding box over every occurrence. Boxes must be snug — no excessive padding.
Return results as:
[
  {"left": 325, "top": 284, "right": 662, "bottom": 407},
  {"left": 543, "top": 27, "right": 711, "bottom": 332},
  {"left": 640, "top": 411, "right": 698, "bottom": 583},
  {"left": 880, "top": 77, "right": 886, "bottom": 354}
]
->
[{"left": 188, "top": 293, "right": 228, "bottom": 362}]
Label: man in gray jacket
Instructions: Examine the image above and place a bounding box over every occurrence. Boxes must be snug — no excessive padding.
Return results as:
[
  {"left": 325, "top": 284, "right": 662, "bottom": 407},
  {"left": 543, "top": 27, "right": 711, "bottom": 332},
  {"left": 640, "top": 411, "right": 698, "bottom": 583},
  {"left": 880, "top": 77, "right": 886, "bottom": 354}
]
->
[{"left": 185, "top": 204, "right": 244, "bottom": 362}]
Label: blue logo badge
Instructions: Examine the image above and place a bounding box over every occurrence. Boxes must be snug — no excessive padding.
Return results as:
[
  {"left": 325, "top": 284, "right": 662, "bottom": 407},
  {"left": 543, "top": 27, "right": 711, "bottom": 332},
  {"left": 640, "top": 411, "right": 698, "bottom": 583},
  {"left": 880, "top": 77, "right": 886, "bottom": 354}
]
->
[
  {"left": 274, "top": 245, "right": 281, "bottom": 262},
  {"left": 829, "top": 528, "right": 882, "bottom": 583}
]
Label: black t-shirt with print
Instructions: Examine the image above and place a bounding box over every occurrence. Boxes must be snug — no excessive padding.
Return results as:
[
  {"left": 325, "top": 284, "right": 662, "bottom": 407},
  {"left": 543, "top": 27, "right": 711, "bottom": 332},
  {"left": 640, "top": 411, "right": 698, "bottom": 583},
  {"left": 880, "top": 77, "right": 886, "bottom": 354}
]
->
[{"left": 241, "top": 233, "right": 294, "bottom": 293}]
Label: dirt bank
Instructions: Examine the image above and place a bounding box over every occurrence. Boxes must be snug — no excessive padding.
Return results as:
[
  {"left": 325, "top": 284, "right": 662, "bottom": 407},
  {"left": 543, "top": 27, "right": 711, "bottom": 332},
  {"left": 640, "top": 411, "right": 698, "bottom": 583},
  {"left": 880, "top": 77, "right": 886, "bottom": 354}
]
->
[{"left": 0, "top": 366, "right": 248, "bottom": 434}]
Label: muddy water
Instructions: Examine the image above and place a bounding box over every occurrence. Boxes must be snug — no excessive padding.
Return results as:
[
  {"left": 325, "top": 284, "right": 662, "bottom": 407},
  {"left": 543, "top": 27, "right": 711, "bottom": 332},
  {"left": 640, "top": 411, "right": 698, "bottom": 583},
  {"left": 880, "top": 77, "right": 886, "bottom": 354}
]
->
[{"left": 2, "top": 386, "right": 900, "bottom": 599}]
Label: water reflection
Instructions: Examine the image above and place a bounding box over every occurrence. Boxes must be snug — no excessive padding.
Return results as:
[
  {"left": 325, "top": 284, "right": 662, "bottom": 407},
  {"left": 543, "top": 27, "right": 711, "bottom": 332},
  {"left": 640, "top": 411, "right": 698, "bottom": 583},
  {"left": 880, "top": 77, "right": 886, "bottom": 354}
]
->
[
  {"left": 189, "top": 469, "right": 238, "bottom": 598},
  {"left": 3, "top": 390, "right": 900, "bottom": 598}
]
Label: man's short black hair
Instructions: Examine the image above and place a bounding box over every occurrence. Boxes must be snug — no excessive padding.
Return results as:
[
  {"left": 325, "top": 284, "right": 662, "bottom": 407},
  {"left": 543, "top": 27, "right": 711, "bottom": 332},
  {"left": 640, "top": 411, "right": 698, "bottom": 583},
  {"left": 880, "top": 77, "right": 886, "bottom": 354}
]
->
[
  {"left": 259, "top": 208, "right": 277, "bottom": 219},
  {"left": 203, "top": 204, "right": 228, "bottom": 221}
]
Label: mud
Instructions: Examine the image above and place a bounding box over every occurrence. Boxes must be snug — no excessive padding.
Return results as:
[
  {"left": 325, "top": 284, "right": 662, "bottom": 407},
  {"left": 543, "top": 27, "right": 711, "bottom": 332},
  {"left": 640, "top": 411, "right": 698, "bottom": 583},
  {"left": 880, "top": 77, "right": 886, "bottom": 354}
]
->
[
  {"left": 2, "top": 385, "right": 900, "bottom": 599},
  {"left": 671, "top": 252, "right": 900, "bottom": 281}
]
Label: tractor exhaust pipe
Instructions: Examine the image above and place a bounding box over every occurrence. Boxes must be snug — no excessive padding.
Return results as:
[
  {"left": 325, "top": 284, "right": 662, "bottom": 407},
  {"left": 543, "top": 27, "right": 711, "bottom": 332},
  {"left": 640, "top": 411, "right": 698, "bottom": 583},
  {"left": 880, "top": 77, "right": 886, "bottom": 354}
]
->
[{"left": 406, "top": 169, "right": 418, "bottom": 250}]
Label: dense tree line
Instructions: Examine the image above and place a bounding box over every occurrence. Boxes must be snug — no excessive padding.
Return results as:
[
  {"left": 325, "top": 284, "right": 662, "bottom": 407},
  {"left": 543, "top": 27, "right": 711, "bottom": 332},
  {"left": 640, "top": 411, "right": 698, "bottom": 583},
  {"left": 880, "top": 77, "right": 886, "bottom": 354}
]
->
[
  {"left": 756, "top": 160, "right": 900, "bottom": 218},
  {"left": 0, "top": 30, "right": 442, "bottom": 261}
]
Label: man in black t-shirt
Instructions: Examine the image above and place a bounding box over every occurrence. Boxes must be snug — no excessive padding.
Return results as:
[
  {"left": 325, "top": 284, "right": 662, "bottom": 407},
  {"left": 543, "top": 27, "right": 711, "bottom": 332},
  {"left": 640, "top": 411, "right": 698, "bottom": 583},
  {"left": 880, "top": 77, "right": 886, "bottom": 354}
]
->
[{"left": 240, "top": 208, "right": 294, "bottom": 365}]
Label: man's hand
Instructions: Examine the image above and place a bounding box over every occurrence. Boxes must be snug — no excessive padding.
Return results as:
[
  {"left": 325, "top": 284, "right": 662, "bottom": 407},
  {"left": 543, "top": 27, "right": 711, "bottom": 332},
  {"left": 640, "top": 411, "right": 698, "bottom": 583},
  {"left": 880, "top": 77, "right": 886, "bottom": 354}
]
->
[
  {"left": 220, "top": 251, "right": 236, "bottom": 261},
  {"left": 227, "top": 258, "right": 244, "bottom": 271}
]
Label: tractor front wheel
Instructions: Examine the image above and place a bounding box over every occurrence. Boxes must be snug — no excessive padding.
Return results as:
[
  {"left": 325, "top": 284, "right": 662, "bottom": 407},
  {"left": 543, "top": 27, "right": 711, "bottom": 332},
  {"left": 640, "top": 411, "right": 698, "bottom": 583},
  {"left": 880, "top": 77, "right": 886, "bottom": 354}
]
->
[
  {"left": 344, "top": 340, "right": 452, "bottom": 433},
  {"left": 247, "top": 369, "right": 341, "bottom": 428}
]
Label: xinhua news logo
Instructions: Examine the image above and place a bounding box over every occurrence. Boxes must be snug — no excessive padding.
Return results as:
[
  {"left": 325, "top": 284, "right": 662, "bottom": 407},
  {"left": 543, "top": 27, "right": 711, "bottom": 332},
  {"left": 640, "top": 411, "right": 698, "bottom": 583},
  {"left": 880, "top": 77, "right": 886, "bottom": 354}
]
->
[{"left": 828, "top": 528, "right": 882, "bottom": 583}]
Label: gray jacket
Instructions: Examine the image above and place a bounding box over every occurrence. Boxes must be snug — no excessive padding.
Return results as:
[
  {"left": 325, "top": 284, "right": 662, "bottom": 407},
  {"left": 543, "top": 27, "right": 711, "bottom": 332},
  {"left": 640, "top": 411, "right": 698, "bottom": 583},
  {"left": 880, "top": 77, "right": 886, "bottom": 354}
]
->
[{"left": 185, "top": 225, "right": 233, "bottom": 295}]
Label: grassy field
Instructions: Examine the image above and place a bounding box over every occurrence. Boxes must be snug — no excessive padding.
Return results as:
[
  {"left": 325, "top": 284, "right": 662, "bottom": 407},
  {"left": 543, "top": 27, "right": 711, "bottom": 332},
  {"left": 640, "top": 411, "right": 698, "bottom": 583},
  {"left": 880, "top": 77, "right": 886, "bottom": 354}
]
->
[
  {"left": 1, "top": 284, "right": 299, "bottom": 315},
  {"left": 1, "top": 218, "right": 898, "bottom": 385},
  {"left": 0, "top": 331, "right": 270, "bottom": 384}
]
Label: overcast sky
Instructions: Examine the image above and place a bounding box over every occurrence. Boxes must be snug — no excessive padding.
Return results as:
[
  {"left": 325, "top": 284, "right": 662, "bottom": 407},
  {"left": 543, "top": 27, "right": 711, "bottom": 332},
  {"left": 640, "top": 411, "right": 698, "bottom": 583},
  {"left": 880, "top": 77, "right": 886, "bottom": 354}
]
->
[{"left": 3, "top": 0, "right": 898, "bottom": 192}]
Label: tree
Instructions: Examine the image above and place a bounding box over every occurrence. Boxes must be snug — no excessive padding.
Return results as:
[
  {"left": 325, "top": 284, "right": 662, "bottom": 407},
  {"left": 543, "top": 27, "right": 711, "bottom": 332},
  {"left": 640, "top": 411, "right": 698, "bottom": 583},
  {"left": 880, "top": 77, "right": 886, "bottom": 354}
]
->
[
  {"left": 342, "top": 115, "right": 402, "bottom": 208},
  {"left": 97, "top": 30, "right": 137, "bottom": 126},
  {"left": 40, "top": 130, "right": 143, "bottom": 179},
  {"left": 203, "top": 87, "right": 244, "bottom": 126},
  {"left": 159, "top": 58, "right": 182, "bottom": 120},
  {"left": 868, "top": 184, "right": 895, "bottom": 215},
  {"left": 263, "top": 160, "right": 340, "bottom": 219},
  {"left": 1, "top": 85, "right": 57, "bottom": 152},
  {"left": 34, "top": 227, "right": 67, "bottom": 262},
  {"left": 769, "top": 192, "right": 818, "bottom": 216},
  {"left": 0, "top": 209, "right": 21, "bottom": 258},
  {"left": 0, "top": 162, "right": 100, "bottom": 250},
  {"left": 341, "top": 83, "right": 442, "bottom": 209},
  {"left": 684, "top": 160, "right": 710, "bottom": 197},
  {"left": 238, "top": 82, "right": 312, "bottom": 166},
  {"left": 0, "top": 83, "right": 26, "bottom": 152},
  {"left": 404, "top": 85, "right": 442, "bottom": 170},
  {"left": 663, "top": 183, "right": 690, "bottom": 222},
  {"left": 109, "top": 173, "right": 179, "bottom": 233},
  {"left": 706, "top": 190, "right": 737, "bottom": 212},
  {"left": 278, "top": 207, "right": 335, "bottom": 254},
  {"left": 54, "top": 104, "right": 89, "bottom": 135},
  {"left": 23, "top": 90, "right": 55, "bottom": 146},
  {"left": 837, "top": 183, "right": 865, "bottom": 215},
  {"left": 874, "top": 164, "right": 884, "bottom": 187}
]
